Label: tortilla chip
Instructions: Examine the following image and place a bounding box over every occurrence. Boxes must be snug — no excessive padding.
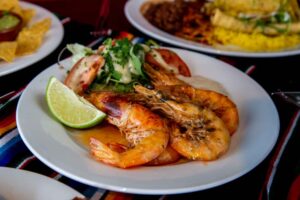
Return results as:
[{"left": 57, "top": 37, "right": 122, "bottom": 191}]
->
[
  {"left": 0, "top": 0, "right": 22, "bottom": 16},
  {"left": 11, "top": 6, "right": 23, "bottom": 17},
  {"left": 21, "top": 8, "right": 36, "bottom": 25},
  {"left": 0, "top": 0, "right": 51, "bottom": 62},
  {"left": 31, "top": 18, "right": 51, "bottom": 31},
  {"left": 16, "top": 18, "right": 51, "bottom": 56},
  {"left": 0, "top": 42, "right": 17, "bottom": 62},
  {"left": 0, "top": 0, "right": 19, "bottom": 10}
]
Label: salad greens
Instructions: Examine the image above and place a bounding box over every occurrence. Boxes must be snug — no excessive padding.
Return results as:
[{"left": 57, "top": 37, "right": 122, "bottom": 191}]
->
[
  {"left": 67, "top": 38, "right": 152, "bottom": 93},
  {"left": 66, "top": 43, "right": 95, "bottom": 64}
]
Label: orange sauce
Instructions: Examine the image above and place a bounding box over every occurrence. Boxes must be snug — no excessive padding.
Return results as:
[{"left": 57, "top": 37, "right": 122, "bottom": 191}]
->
[
  {"left": 69, "top": 123, "right": 192, "bottom": 166},
  {"left": 69, "top": 122, "right": 129, "bottom": 149}
]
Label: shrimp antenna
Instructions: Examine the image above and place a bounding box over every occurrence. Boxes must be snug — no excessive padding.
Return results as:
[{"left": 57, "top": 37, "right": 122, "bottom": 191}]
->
[{"left": 57, "top": 46, "right": 69, "bottom": 69}]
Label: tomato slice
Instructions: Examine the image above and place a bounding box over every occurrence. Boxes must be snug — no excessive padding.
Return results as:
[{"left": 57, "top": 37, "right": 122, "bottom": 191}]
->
[{"left": 145, "top": 48, "right": 191, "bottom": 77}]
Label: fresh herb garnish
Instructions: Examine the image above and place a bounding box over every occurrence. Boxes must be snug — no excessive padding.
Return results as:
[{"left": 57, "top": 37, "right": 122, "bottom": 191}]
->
[
  {"left": 66, "top": 38, "right": 153, "bottom": 93},
  {"left": 111, "top": 38, "right": 131, "bottom": 66},
  {"left": 130, "top": 44, "right": 145, "bottom": 78}
]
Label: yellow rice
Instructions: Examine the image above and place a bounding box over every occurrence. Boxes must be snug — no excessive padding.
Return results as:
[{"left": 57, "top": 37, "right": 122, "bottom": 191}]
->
[{"left": 213, "top": 27, "right": 300, "bottom": 51}]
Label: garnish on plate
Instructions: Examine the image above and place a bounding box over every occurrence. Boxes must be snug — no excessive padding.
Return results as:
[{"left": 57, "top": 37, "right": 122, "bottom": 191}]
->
[{"left": 66, "top": 38, "right": 151, "bottom": 93}]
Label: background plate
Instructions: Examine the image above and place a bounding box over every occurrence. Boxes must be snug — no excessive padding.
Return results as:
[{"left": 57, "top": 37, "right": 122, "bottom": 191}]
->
[
  {"left": 0, "top": 1, "right": 64, "bottom": 77},
  {"left": 0, "top": 167, "right": 84, "bottom": 200},
  {"left": 17, "top": 48, "right": 279, "bottom": 194},
  {"left": 125, "top": 0, "right": 300, "bottom": 57}
]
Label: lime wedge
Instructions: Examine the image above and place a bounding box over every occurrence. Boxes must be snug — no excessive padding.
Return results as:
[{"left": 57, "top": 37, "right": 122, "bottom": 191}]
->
[{"left": 45, "top": 76, "right": 106, "bottom": 129}]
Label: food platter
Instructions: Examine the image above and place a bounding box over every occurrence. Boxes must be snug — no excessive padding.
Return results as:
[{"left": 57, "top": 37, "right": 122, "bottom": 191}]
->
[
  {"left": 0, "top": 167, "right": 84, "bottom": 200},
  {"left": 125, "top": 0, "right": 300, "bottom": 57},
  {"left": 0, "top": 1, "right": 64, "bottom": 77},
  {"left": 17, "top": 48, "right": 279, "bottom": 194}
]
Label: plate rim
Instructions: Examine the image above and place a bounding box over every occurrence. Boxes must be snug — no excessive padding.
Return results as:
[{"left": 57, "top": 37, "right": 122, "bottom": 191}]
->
[
  {"left": 16, "top": 48, "right": 280, "bottom": 194},
  {"left": 125, "top": 0, "right": 300, "bottom": 58},
  {"left": 0, "top": 1, "right": 64, "bottom": 77},
  {"left": 0, "top": 167, "right": 84, "bottom": 199}
]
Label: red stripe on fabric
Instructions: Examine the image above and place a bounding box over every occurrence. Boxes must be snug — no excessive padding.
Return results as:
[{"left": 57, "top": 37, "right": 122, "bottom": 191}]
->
[
  {"left": 158, "top": 195, "right": 168, "bottom": 200},
  {"left": 49, "top": 172, "right": 59, "bottom": 178},
  {"left": 103, "top": 191, "right": 133, "bottom": 200},
  {"left": 61, "top": 17, "right": 71, "bottom": 25},
  {"left": 245, "top": 65, "right": 256, "bottom": 75},
  {"left": 17, "top": 156, "right": 37, "bottom": 169},
  {"left": 288, "top": 175, "right": 300, "bottom": 200},
  {"left": 0, "top": 85, "right": 26, "bottom": 135},
  {"left": 258, "top": 110, "right": 300, "bottom": 200},
  {"left": 0, "top": 110, "right": 16, "bottom": 136}
]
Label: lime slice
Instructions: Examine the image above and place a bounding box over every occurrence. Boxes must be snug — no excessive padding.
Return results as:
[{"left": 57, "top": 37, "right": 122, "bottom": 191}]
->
[{"left": 46, "top": 76, "right": 106, "bottom": 128}]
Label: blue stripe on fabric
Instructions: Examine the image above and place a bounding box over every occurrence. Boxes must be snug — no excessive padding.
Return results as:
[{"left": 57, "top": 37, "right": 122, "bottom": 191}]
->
[
  {"left": 81, "top": 186, "right": 100, "bottom": 199},
  {"left": 0, "top": 135, "right": 24, "bottom": 166}
]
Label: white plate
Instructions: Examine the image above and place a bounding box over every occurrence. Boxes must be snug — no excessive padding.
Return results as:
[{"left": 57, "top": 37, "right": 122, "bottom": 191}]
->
[
  {"left": 0, "top": 167, "right": 84, "bottom": 200},
  {"left": 0, "top": 1, "right": 64, "bottom": 77},
  {"left": 125, "top": 0, "right": 300, "bottom": 57},
  {"left": 16, "top": 48, "right": 279, "bottom": 195}
]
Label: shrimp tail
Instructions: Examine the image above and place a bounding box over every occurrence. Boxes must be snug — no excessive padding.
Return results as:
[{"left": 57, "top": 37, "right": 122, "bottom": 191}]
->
[{"left": 90, "top": 138, "right": 121, "bottom": 167}]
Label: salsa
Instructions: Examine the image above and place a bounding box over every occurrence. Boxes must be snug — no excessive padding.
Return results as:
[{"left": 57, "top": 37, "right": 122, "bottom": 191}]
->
[{"left": 0, "top": 13, "right": 20, "bottom": 31}]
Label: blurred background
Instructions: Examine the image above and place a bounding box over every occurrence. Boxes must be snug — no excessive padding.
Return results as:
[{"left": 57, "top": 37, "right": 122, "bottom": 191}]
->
[{"left": 25, "top": 0, "right": 131, "bottom": 30}]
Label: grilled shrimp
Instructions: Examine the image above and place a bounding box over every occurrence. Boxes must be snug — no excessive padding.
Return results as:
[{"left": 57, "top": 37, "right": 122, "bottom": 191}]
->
[
  {"left": 143, "top": 63, "right": 187, "bottom": 87},
  {"left": 170, "top": 109, "right": 230, "bottom": 161},
  {"left": 64, "top": 54, "right": 105, "bottom": 95},
  {"left": 147, "top": 145, "right": 181, "bottom": 166},
  {"left": 143, "top": 61, "right": 239, "bottom": 135},
  {"left": 154, "top": 85, "right": 239, "bottom": 134},
  {"left": 134, "top": 85, "right": 205, "bottom": 127},
  {"left": 87, "top": 92, "right": 169, "bottom": 168},
  {"left": 134, "top": 85, "right": 230, "bottom": 161}
]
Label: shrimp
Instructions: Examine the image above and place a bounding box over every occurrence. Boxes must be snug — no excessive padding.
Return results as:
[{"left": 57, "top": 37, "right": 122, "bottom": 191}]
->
[
  {"left": 147, "top": 145, "right": 181, "bottom": 166},
  {"left": 87, "top": 92, "right": 169, "bottom": 168},
  {"left": 64, "top": 54, "right": 105, "bottom": 95},
  {"left": 134, "top": 85, "right": 205, "bottom": 127},
  {"left": 104, "top": 138, "right": 181, "bottom": 166},
  {"left": 143, "top": 63, "right": 187, "bottom": 87},
  {"left": 170, "top": 109, "right": 231, "bottom": 161},
  {"left": 154, "top": 85, "right": 239, "bottom": 135},
  {"left": 143, "top": 60, "right": 239, "bottom": 135},
  {"left": 134, "top": 85, "right": 231, "bottom": 160}
]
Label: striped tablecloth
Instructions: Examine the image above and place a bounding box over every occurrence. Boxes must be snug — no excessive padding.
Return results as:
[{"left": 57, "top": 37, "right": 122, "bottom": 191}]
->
[{"left": 1, "top": 16, "right": 300, "bottom": 200}]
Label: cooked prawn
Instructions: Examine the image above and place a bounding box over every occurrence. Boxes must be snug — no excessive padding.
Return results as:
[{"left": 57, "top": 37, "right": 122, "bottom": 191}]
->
[
  {"left": 87, "top": 92, "right": 169, "bottom": 168},
  {"left": 134, "top": 85, "right": 230, "bottom": 160},
  {"left": 143, "top": 63, "right": 187, "bottom": 87},
  {"left": 104, "top": 140, "right": 181, "bottom": 166},
  {"left": 142, "top": 61, "right": 239, "bottom": 135},
  {"left": 154, "top": 85, "right": 239, "bottom": 134},
  {"left": 134, "top": 85, "right": 206, "bottom": 128},
  {"left": 170, "top": 109, "right": 231, "bottom": 161},
  {"left": 64, "top": 54, "right": 105, "bottom": 95},
  {"left": 147, "top": 145, "right": 181, "bottom": 166}
]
